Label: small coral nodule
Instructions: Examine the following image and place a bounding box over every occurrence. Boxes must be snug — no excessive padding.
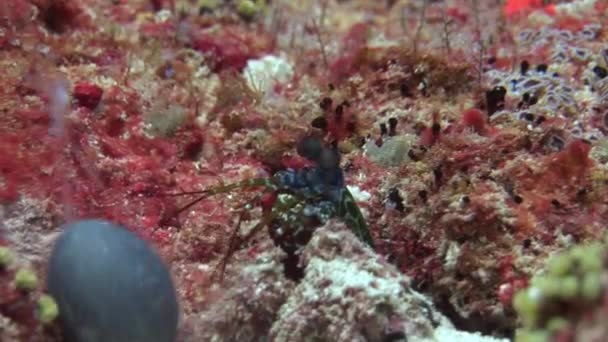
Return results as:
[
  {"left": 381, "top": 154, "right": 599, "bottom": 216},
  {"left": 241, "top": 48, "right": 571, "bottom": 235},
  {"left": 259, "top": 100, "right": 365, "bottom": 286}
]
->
[
  {"left": 236, "top": 0, "right": 263, "bottom": 19},
  {"left": 37, "top": 294, "right": 59, "bottom": 324},
  {"left": 0, "top": 246, "right": 14, "bottom": 268},
  {"left": 13, "top": 268, "right": 39, "bottom": 291}
]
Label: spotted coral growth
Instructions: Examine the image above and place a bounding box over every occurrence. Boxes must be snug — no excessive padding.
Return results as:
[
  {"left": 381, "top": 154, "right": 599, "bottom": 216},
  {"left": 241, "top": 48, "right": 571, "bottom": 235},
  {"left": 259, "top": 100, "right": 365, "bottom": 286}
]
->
[
  {"left": 513, "top": 242, "right": 607, "bottom": 342},
  {"left": 0, "top": 246, "right": 60, "bottom": 339}
]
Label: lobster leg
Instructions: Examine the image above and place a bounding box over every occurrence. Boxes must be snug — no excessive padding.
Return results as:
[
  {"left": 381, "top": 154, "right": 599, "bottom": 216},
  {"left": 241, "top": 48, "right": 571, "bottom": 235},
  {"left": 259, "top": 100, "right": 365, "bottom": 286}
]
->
[
  {"left": 159, "top": 178, "right": 279, "bottom": 217},
  {"left": 338, "top": 188, "right": 375, "bottom": 248},
  {"left": 213, "top": 193, "right": 301, "bottom": 281}
]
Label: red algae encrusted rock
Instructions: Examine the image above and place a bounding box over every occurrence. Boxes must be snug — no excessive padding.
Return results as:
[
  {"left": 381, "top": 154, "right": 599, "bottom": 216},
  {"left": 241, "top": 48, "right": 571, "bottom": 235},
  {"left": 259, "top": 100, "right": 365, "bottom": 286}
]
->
[
  {"left": 191, "top": 25, "right": 275, "bottom": 72},
  {"left": 269, "top": 222, "right": 440, "bottom": 342},
  {"left": 186, "top": 240, "right": 295, "bottom": 341},
  {"left": 196, "top": 221, "right": 506, "bottom": 342},
  {"left": 73, "top": 82, "right": 103, "bottom": 109}
]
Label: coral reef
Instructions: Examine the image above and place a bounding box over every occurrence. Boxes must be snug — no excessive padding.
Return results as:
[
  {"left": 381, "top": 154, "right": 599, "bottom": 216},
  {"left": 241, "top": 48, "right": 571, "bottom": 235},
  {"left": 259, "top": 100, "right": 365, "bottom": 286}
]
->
[{"left": 197, "top": 221, "right": 505, "bottom": 342}]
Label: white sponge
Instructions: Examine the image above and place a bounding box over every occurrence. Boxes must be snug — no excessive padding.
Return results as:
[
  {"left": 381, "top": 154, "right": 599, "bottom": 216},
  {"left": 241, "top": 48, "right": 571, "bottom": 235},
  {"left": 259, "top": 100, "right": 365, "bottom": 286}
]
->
[{"left": 244, "top": 54, "right": 294, "bottom": 95}]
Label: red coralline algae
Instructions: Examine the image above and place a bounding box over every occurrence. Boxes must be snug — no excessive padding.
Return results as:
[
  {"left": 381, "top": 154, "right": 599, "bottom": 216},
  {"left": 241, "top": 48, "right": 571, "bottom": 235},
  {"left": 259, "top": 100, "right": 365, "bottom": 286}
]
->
[
  {"left": 496, "top": 255, "right": 528, "bottom": 306},
  {"left": 553, "top": 16, "right": 587, "bottom": 32},
  {"left": 596, "top": 1, "right": 608, "bottom": 12},
  {"left": 388, "top": 228, "right": 439, "bottom": 282},
  {"left": 461, "top": 108, "right": 487, "bottom": 134},
  {"left": 73, "top": 82, "right": 103, "bottom": 109},
  {"left": 191, "top": 26, "right": 275, "bottom": 71},
  {"left": 0, "top": 109, "right": 59, "bottom": 202},
  {"left": 445, "top": 7, "right": 468, "bottom": 24},
  {"left": 0, "top": 0, "right": 32, "bottom": 27},
  {"left": 547, "top": 139, "right": 592, "bottom": 181},
  {"left": 503, "top": 0, "right": 554, "bottom": 17},
  {"left": 419, "top": 125, "right": 437, "bottom": 147},
  {"left": 497, "top": 278, "right": 528, "bottom": 307},
  {"left": 34, "top": 0, "right": 88, "bottom": 33},
  {"left": 340, "top": 23, "right": 370, "bottom": 51},
  {"left": 109, "top": 1, "right": 137, "bottom": 23},
  {"left": 328, "top": 23, "right": 370, "bottom": 84}
]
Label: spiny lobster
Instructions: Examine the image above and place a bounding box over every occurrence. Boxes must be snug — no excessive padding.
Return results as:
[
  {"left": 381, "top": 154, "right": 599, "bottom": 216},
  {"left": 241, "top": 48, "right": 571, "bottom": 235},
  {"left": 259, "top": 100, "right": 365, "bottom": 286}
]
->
[{"left": 168, "top": 136, "right": 374, "bottom": 280}]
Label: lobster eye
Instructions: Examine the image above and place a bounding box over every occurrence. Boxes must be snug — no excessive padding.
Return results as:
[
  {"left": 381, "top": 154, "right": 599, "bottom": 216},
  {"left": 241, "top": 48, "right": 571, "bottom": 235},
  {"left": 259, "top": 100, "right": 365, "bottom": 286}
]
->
[{"left": 297, "top": 136, "right": 323, "bottom": 161}]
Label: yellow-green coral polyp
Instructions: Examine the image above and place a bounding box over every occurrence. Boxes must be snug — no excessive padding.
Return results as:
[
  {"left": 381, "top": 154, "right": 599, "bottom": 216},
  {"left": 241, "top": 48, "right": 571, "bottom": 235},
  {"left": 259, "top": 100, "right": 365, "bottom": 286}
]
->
[
  {"left": 37, "top": 294, "right": 59, "bottom": 323},
  {"left": 14, "top": 268, "right": 39, "bottom": 291},
  {"left": 513, "top": 242, "right": 606, "bottom": 341},
  {"left": 0, "top": 247, "right": 14, "bottom": 268}
]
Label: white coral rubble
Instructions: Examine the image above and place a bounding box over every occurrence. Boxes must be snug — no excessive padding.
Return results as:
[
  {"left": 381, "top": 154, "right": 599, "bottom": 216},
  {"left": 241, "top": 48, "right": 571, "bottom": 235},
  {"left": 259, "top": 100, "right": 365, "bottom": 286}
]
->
[{"left": 243, "top": 55, "right": 294, "bottom": 96}]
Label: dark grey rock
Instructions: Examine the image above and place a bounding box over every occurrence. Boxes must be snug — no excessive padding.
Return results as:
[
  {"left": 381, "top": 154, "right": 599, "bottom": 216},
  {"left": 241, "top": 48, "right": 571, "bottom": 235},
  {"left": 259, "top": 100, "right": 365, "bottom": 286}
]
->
[{"left": 47, "top": 220, "right": 178, "bottom": 342}]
